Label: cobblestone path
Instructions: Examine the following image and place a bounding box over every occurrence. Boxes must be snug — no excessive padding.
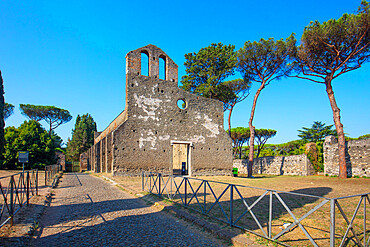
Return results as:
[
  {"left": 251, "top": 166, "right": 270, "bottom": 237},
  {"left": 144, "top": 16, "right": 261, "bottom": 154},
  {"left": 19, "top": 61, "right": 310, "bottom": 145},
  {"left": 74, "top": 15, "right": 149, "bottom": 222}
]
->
[{"left": 31, "top": 173, "right": 227, "bottom": 247}]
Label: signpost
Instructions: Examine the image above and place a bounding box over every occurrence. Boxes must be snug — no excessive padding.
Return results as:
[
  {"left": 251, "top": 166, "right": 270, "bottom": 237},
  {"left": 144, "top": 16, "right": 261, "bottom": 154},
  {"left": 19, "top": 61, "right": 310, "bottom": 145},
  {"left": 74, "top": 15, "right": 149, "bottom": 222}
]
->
[{"left": 18, "top": 151, "right": 29, "bottom": 172}]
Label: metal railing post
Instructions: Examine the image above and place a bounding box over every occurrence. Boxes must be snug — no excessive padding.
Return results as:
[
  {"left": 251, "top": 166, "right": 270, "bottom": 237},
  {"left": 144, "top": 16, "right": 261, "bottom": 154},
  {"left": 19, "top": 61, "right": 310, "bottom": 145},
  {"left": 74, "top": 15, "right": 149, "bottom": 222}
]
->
[
  {"left": 204, "top": 181, "right": 206, "bottom": 214},
  {"left": 269, "top": 190, "right": 273, "bottom": 238},
  {"left": 149, "top": 173, "right": 152, "bottom": 193},
  {"left": 364, "top": 195, "right": 366, "bottom": 247},
  {"left": 36, "top": 169, "right": 38, "bottom": 195},
  {"left": 26, "top": 171, "right": 30, "bottom": 206},
  {"left": 184, "top": 177, "right": 187, "bottom": 207},
  {"left": 170, "top": 176, "right": 173, "bottom": 199},
  {"left": 139, "top": 170, "right": 370, "bottom": 247},
  {"left": 10, "top": 176, "right": 14, "bottom": 226},
  {"left": 230, "top": 184, "right": 233, "bottom": 226},
  {"left": 330, "top": 199, "right": 336, "bottom": 247},
  {"left": 158, "top": 173, "right": 161, "bottom": 197},
  {"left": 45, "top": 167, "right": 47, "bottom": 186},
  {"left": 141, "top": 171, "right": 144, "bottom": 191}
]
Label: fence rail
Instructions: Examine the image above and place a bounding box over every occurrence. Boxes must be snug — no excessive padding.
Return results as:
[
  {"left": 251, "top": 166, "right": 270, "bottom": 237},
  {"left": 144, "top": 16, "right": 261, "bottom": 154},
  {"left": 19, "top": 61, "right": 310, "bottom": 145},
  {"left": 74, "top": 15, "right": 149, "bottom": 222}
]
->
[
  {"left": 142, "top": 172, "right": 369, "bottom": 247},
  {"left": 45, "top": 164, "right": 61, "bottom": 186},
  {"left": 0, "top": 169, "right": 38, "bottom": 228}
]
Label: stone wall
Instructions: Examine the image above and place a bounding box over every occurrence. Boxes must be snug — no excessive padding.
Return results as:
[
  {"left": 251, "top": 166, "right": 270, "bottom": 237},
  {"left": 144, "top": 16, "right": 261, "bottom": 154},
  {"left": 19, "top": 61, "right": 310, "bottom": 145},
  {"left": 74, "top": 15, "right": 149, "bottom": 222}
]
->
[
  {"left": 233, "top": 154, "right": 315, "bottom": 176},
  {"left": 80, "top": 152, "right": 88, "bottom": 171},
  {"left": 55, "top": 151, "right": 66, "bottom": 171},
  {"left": 324, "top": 136, "right": 370, "bottom": 177},
  {"left": 84, "top": 45, "right": 233, "bottom": 176}
]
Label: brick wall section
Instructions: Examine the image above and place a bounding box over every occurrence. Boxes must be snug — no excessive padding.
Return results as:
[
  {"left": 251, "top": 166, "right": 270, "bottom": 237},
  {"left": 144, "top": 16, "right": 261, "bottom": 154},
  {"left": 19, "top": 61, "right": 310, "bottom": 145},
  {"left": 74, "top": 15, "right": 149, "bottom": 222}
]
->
[
  {"left": 324, "top": 136, "right": 370, "bottom": 177},
  {"left": 233, "top": 154, "right": 315, "bottom": 176},
  {"left": 84, "top": 44, "right": 233, "bottom": 176}
]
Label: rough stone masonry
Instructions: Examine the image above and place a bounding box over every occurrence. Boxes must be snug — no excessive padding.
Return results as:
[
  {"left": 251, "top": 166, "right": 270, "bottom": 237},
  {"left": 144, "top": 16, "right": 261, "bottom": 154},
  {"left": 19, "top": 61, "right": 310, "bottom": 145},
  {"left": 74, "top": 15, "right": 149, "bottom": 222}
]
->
[
  {"left": 233, "top": 154, "right": 316, "bottom": 176},
  {"left": 324, "top": 135, "right": 369, "bottom": 177},
  {"left": 83, "top": 45, "right": 233, "bottom": 176}
]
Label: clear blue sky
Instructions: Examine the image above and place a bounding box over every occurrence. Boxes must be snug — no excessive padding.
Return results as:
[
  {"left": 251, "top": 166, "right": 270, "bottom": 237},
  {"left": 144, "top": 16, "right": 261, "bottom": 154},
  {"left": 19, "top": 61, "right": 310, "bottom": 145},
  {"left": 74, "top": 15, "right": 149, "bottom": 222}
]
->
[{"left": 1, "top": 0, "right": 369, "bottom": 145}]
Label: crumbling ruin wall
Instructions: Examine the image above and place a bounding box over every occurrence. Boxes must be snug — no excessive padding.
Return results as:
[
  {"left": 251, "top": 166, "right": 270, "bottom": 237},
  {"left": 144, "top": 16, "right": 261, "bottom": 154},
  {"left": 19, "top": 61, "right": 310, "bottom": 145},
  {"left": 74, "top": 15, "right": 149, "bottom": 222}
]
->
[
  {"left": 80, "top": 152, "right": 88, "bottom": 171},
  {"left": 84, "top": 44, "right": 233, "bottom": 176},
  {"left": 233, "top": 154, "right": 315, "bottom": 176},
  {"left": 55, "top": 151, "right": 66, "bottom": 171},
  {"left": 324, "top": 136, "right": 369, "bottom": 177}
]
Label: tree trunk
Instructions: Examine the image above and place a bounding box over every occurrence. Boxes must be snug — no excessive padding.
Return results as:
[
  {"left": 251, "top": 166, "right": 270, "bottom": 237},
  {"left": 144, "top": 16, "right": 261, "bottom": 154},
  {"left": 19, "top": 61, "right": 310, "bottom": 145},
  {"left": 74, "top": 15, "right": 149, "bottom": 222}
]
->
[
  {"left": 49, "top": 122, "right": 52, "bottom": 137},
  {"left": 248, "top": 82, "right": 265, "bottom": 177},
  {"left": 256, "top": 145, "right": 262, "bottom": 158},
  {"left": 228, "top": 103, "right": 236, "bottom": 138},
  {"left": 325, "top": 78, "right": 347, "bottom": 178}
]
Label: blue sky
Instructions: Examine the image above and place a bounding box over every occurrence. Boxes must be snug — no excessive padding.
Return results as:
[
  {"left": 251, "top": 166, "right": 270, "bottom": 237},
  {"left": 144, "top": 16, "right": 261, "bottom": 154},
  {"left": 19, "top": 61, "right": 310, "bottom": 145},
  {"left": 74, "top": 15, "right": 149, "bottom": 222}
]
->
[{"left": 1, "top": 0, "right": 369, "bottom": 145}]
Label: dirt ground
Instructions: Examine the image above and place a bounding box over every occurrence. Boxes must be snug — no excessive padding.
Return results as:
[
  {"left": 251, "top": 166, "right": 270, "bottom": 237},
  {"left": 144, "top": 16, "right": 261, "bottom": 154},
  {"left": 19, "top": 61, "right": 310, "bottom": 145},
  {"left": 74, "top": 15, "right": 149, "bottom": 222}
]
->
[
  {"left": 1, "top": 171, "right": 368, "bottom": 246},
  {"left": 0, "top": 169, "right": 50, "bottom": 246},
  {"left": 103, "top": 173, "right": 370, "bottom": 246}
]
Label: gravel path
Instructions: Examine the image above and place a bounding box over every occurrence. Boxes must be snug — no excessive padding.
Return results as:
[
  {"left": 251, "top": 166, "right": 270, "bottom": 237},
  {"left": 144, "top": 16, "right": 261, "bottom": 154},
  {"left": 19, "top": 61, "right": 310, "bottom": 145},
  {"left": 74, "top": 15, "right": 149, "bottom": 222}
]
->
[{"left": 30, "top": 173, "right": 227, "bottom": 247}]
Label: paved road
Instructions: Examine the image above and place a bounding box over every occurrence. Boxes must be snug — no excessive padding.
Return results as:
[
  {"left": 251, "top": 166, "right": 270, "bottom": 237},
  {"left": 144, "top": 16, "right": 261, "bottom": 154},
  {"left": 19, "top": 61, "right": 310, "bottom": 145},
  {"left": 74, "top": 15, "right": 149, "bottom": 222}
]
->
[{"left": 31, "top": 173, "right": 227, "bottom": 247}]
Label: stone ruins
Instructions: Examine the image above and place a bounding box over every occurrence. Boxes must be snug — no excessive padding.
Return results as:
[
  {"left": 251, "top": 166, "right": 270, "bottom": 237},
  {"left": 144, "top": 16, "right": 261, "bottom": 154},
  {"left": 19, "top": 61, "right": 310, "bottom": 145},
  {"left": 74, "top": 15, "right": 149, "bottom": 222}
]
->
[
  {"left": 83, "top": 45, "right": 233, "bottom": 176},
  {"left": 233, "top": 154, "right": 316, "bottom": 176},
  {"left": 324, "top": 135, "right": 369, "bottom": 177},
  {"left": 233, "top": 136, "right": 369, "bottom": 177}
]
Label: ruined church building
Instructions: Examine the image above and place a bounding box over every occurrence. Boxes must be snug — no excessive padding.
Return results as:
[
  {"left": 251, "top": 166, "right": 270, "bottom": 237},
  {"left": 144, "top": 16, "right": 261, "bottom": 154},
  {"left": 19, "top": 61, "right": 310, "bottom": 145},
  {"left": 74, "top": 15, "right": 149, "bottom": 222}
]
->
[{"left": 83, "top": 45, "right": 232, "bottom": 176}]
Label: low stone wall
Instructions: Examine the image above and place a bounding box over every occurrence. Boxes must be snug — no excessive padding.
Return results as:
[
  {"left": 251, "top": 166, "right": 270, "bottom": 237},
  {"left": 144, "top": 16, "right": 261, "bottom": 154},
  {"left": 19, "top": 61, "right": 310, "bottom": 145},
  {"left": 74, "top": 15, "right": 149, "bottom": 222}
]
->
[
  {"left": 324, "top": 136, "right": 369, "bottom": 177},
  {"left": 233, "top": 154, "right": 315, "bottom": 176}
]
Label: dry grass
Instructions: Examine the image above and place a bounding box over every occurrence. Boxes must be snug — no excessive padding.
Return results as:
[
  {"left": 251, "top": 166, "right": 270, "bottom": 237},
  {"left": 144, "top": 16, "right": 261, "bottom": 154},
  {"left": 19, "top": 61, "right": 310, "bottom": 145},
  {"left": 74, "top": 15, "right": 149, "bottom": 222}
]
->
[{"left": 103, "top": 173, "right": 370, "bottom": 246}]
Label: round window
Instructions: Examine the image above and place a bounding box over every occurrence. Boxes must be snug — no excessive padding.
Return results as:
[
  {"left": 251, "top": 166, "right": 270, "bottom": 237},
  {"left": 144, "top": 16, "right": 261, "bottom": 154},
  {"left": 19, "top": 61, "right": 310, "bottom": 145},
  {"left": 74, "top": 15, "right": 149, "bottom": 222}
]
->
[{"left": 177, "top": 99, "right": 186, "bottom": 110}]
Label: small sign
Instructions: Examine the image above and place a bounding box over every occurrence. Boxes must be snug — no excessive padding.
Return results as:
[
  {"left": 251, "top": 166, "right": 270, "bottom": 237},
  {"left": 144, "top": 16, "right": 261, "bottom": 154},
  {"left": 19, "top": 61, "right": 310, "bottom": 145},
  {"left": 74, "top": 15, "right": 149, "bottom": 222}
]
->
[{"left": 18, "top": 151, "right": 29, "bottom": 163}]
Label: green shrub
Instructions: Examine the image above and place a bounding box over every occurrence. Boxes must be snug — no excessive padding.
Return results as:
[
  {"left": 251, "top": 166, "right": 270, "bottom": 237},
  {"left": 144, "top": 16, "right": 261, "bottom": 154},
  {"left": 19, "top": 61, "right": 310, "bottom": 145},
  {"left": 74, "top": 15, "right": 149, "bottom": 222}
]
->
[{"left": 3, "top": 120, "right": 56, "bottom": 169}]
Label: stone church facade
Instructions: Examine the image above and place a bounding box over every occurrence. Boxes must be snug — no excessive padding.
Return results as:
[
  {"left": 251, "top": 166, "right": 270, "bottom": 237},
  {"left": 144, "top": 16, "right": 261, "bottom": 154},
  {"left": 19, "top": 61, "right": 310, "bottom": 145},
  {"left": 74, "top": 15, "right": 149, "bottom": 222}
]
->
[{"left": 83, "top": 45, "right": 232, "bottom": 176}]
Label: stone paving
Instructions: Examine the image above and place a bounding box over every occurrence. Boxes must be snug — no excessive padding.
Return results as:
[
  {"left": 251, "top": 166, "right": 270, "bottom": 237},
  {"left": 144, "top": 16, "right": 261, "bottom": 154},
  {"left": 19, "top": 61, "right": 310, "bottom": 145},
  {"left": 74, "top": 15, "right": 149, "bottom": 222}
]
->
[{"left": 30, "top": 173, "right": 227, "bottom": 247}]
